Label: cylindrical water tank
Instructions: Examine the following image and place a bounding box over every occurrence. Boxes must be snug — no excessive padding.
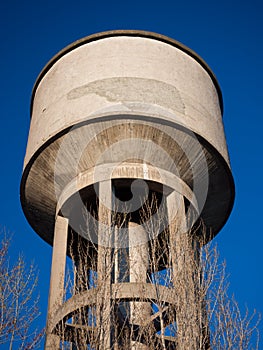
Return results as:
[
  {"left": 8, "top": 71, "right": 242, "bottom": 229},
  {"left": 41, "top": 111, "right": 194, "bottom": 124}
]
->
[{"left": 20, "top": 30, "right": 234, "bottom": 245}]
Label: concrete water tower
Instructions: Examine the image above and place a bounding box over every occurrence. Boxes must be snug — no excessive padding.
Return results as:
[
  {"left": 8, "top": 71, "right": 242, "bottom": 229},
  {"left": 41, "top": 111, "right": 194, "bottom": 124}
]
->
[{"left": 20, "top": 31, "right": 234, "bottom": 349}]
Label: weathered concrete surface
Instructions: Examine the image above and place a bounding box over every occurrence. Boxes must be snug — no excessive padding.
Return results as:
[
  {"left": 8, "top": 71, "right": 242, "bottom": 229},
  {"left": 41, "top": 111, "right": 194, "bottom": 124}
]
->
[
  {"left": 25, "top": 33, "right": 226, "bottom": 165},
  {"left": 21, "top": 119, "right": 233, "bottom": 244}
]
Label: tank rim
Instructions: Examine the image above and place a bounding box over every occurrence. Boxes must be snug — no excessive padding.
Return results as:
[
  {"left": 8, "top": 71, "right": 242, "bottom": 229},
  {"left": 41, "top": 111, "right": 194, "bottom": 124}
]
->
[{"left": 20, "top": 114, "right": 234, "bottom": 246}]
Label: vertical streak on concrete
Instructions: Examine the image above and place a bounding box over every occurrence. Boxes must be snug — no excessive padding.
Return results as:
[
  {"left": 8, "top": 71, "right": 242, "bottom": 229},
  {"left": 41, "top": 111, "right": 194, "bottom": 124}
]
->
[
  {"left": 129, "top": 222, "right": 150, "bottom": 350},
  {"left": 167, "top": 191, "right": 200, "bottom": 350},
  {"left": 45, "top": 215, "right": 68, "bottom": 350},
  {"left": 97, "top": 180, "right": 112, "bottom": 350}
]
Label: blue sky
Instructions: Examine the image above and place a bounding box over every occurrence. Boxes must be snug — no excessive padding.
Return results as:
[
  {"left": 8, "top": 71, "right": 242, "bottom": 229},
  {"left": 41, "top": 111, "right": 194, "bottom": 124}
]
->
[{"left": 0, "top": 0, "right": 262, "bottom": 346}]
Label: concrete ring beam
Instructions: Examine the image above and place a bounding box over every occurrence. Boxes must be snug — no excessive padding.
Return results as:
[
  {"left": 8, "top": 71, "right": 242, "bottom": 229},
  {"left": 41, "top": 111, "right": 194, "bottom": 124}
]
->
[{"left": 49, "top": 282, "right": 177, "bottom": 333}]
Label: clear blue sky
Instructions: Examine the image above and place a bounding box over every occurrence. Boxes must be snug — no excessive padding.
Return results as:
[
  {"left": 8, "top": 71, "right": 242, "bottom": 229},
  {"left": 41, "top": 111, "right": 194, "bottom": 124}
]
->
[{"left": 0, "top": 0, "right": 262, "bottom": 346}]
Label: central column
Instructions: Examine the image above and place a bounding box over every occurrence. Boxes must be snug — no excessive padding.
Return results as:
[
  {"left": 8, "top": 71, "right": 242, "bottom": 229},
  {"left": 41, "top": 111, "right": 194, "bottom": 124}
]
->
[
  {"left": 97, "top": 180, "right": 113, "bottom": 350},
  {"left": 129, "top": 222, "right": 151, "bottom": 350}
]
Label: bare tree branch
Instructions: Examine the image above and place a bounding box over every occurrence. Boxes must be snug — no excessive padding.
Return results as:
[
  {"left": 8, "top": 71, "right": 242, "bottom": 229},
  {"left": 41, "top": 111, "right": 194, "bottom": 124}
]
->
[{"left": 0, "top": 229, "right": 44, "bottom": 349}]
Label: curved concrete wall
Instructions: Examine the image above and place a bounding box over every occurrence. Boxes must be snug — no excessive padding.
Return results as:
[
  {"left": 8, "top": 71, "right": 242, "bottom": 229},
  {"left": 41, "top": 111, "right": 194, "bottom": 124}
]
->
[{"left": 25, "top": 33, "right": 227, "bottom": 168}]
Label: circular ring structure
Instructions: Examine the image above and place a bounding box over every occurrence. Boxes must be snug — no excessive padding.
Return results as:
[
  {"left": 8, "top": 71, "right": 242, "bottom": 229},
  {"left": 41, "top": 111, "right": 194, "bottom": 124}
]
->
[{"left": 49, "top": 282, "right": 177, "bottom": 338}]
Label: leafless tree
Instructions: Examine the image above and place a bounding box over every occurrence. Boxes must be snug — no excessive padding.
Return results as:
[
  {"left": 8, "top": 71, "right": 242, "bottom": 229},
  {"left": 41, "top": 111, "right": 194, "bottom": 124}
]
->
[
  {"left": 0, "top": 229, "right": 43, "bottom": 349},
  {"left": 52, "top": 199, "right": 260, "bottom": 350},
  {"left": 203, "top": 241, "right": 260, "bottom": 350}
]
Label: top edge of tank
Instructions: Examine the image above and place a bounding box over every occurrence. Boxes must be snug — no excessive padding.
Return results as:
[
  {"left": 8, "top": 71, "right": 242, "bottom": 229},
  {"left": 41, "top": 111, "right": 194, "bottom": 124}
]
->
[{"left": 30, "top": 30, "right": 223, "bottom": 115}]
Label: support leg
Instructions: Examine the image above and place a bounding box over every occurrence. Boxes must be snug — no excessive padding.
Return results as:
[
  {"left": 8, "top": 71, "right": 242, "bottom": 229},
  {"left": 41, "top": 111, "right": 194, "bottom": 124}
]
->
[
  {"left": 167, "top": 191, "right": 201, "bottom": 350},
  {"left": 45, "top": 215, "right": 68, "bottom": 350}
]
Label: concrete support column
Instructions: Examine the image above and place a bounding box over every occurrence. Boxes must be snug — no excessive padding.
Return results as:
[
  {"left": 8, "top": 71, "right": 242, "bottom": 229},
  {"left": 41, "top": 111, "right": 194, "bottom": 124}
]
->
[
  {"left": 45, "top": 215, "right": 69, "bottom": 350},
  {"left": 97, "top": 180, "right": 113, "bottom": 350},
  {"left": 167, "top": 191, "right": 201, "bottom": 350},
  {"left": 129, "top": 222, "right": 151, "bottom": 350}
]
